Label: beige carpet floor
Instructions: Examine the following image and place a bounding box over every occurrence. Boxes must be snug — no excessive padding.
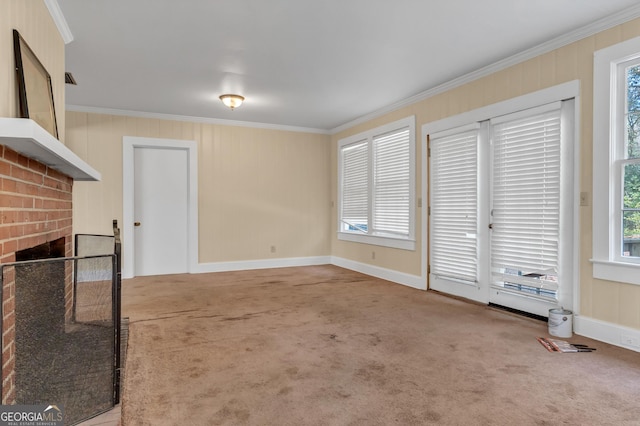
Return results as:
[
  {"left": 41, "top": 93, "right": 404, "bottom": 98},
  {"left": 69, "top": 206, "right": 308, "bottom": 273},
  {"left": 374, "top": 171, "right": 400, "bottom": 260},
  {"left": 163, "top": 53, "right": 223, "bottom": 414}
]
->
[{"left": 121, "top": 265, "right": 640, "bottom": 425}]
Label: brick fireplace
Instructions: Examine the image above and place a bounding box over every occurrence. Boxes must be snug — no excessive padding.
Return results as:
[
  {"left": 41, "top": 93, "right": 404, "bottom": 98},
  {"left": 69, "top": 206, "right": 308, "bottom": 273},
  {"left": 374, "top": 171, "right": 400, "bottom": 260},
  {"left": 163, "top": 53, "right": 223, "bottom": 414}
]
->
[
  {"left": 0, "top": 145, "right": 74, "bottom": 403},
  {"left": 0, "top": 118, "right": 100, "bottom": 405}
]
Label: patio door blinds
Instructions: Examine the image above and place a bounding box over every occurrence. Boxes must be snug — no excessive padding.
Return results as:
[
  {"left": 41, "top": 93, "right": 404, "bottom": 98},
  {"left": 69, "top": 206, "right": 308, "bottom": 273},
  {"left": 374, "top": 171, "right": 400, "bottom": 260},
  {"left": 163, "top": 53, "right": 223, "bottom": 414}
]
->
[
  {"left": 430, "top": 125, "right": 479, "bottom": 284},
  {"left": 490, "top": 102, "right": 562, "bottom": 298},
  {"left": 341, "top": 139, "right": 369, "bottom": 233}
]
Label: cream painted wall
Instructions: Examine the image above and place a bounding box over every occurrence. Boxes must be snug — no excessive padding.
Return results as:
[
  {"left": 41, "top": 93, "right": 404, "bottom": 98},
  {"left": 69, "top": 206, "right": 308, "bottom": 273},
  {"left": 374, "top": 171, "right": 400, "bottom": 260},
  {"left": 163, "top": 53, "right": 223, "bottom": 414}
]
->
[
  {"left": 0, "top": 0, "right": 65, "bottom": 141},
  {"left": 331, "top": 18, "right": 640, "bottom": 330},
  {"left": 66, "top": 112, "right": 332, "bottom": 264}
]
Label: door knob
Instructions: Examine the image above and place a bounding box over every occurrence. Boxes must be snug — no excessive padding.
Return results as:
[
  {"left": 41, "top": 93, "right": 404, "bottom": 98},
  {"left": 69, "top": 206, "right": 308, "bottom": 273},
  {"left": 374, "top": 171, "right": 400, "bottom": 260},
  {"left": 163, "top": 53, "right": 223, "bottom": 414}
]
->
[{"left": 134, "top": 222, "right": 141, "bottom": 227}]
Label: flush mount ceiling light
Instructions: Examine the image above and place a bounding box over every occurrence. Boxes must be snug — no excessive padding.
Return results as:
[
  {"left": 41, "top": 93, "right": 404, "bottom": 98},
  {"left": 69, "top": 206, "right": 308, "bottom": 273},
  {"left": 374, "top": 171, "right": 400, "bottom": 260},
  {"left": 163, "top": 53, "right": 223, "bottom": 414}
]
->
[{"left": 219, "top": 94, "right": 244, "bottom": 110}]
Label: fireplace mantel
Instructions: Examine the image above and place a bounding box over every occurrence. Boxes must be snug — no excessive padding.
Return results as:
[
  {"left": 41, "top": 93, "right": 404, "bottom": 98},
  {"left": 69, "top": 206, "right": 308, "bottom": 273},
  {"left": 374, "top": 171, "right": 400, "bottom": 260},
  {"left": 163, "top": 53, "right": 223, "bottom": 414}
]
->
[{"left": 0, "top": 118, "right": 100, "bottom": 181}]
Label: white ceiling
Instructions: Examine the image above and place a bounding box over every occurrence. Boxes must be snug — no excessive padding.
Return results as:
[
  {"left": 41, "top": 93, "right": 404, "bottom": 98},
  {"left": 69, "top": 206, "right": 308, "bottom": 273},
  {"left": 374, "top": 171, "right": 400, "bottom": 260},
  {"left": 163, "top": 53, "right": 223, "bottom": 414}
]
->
[{"left": 57, "top": 0, "right": 640, "bottom": 132}]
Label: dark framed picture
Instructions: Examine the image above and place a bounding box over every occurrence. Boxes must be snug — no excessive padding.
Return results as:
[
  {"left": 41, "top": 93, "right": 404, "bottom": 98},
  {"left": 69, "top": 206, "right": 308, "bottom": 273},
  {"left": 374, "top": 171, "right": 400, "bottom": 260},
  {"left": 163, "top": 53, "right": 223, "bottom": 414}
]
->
[{"left": 13, "top": 29, "right": 58, "bottom": 139}]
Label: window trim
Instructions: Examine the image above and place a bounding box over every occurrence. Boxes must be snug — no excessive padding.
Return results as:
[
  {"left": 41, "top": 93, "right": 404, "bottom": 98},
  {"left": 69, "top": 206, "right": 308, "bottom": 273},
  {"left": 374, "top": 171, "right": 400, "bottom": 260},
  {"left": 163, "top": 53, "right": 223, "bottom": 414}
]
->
[
  {"left": 337, "top": 116, "right": 416, "bottom": 251},
  {"left": 593, "top": 35, "right": 640, "bottom": 285}
]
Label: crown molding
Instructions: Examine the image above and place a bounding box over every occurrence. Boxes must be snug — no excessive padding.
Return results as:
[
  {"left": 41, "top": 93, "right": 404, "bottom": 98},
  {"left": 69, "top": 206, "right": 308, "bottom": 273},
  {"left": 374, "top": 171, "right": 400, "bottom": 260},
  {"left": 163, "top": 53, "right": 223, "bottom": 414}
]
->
[
  {"left": 65, "top": 105, "right": 331, "bottom": 135},
  {"left": 330, "top": 4, "right": 640, "bottom": 135},
  {"left": 44, "top": 0, "right": 73, "bottom": 44}
]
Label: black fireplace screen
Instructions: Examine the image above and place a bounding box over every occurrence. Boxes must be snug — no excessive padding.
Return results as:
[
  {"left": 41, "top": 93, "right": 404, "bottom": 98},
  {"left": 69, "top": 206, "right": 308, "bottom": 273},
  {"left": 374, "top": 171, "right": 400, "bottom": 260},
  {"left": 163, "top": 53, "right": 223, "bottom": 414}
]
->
[{"left": 1, "top": 230, "right": 121, "bottom": 425}]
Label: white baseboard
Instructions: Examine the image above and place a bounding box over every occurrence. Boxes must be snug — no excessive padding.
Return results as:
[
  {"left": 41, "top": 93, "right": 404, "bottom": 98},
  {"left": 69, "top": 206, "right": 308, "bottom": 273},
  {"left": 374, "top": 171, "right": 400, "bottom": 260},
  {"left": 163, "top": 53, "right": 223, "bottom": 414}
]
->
[
  {"left": 195, "top": 256, "right": 331, "bottom": 273},
  {"left": 574, "top": 315, "right": 640, "bottom": 353},
  {"left": 330, "top": 256, "right": 426, "bottom": 290},
  {"left": 196, "top": 256, "right": 426, "bottom": 291}
]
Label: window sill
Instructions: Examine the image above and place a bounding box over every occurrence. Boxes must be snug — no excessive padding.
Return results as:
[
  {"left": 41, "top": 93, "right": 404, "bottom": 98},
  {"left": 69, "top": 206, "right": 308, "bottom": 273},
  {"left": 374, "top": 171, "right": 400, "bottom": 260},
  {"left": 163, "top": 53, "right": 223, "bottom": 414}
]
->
[
  {"left": 591, "top": 259, "right": 640, "bottom": 286},
  {"left": 338, "top": 232, "right": 415, "bottom": 251}
]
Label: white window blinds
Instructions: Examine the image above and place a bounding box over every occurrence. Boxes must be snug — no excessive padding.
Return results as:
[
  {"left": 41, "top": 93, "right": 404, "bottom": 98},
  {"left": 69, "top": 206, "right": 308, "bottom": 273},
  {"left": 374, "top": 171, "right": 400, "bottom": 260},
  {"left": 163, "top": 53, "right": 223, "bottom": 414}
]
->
[
  {"left": 340, "top": 140, "right": 369, "bottom": 233},
  {"left": 430, "top": 125, "right": 479, "bottom": 284},
  {"left": 337, "top": 116, "right": 415, "bottom": 249},
  {"left": 373, "top": 128, "right": 411, "bottom": 237},
  {"left": 490, "top": 103, "right": 562, "bottom": 296}
]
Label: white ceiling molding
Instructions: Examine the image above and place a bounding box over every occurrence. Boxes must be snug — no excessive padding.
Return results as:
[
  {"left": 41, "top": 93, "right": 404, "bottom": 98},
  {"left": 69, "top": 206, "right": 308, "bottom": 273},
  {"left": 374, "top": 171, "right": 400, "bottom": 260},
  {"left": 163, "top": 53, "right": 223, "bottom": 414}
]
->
[
  {"left": 44, "top": 0, "right": 74, "bottom": 44},
  {"left": 65, "top": 105, "right": 330, "bottom": 135},
  {"left": 330, "top": 3, "right": 640, "bottom": 135}
]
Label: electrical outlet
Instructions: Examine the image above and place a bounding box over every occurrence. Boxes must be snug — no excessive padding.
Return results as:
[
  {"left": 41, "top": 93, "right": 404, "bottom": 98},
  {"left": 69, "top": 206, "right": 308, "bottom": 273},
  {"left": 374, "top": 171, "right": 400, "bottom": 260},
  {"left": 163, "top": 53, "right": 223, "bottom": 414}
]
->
[
  {"left": 621, "top": 333, "right": 640, "bottom": 348},
  {"left": 270, "top": 245, "right": 276, "bottom": 253}
]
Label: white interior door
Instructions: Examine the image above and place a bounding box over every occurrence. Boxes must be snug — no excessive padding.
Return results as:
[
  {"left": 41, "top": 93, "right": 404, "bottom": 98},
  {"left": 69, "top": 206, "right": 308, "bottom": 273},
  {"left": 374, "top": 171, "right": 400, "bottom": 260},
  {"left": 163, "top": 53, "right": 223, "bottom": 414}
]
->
[
  {"left": 122, "top": 137, "right": 198, "bottom": 279},
  {"left": 133, "top": 147, "right": 189, "bottom": 276}
]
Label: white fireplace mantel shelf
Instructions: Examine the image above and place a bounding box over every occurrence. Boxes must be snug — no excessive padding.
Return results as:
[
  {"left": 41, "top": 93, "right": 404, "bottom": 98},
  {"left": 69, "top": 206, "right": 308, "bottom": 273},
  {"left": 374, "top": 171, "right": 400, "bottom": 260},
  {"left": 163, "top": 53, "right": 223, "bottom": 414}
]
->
[{"left": 0, "top": 118, "right": 100, "bottom": 181}]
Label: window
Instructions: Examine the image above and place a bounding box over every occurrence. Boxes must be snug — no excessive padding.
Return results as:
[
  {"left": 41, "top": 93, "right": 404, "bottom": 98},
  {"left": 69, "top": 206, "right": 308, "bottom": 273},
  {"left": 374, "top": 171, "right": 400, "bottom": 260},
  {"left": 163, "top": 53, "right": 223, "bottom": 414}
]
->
[
  {"left": 593, "top": 36, "right": 640, "bottom": 285},
  {"left": 338, "top": 116, "right": 415, "bottom": 250},
  {"left": 622, "top": 63, "right": 640, "bottom": 261}
]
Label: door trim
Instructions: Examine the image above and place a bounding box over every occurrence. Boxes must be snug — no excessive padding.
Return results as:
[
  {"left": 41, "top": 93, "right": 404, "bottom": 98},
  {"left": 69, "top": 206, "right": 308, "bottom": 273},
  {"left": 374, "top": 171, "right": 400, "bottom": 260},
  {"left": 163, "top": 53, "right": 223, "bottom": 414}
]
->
[{"left": 122, "top": 136, "right": 198, "bottom": 278}]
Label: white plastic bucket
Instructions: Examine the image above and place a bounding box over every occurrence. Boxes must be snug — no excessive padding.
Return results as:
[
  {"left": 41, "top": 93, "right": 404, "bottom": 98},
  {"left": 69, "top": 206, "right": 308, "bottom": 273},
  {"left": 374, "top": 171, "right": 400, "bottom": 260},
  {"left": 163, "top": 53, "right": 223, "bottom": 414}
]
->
[{"left": 548, "top": 308, "right": 573, "bottom": 338}]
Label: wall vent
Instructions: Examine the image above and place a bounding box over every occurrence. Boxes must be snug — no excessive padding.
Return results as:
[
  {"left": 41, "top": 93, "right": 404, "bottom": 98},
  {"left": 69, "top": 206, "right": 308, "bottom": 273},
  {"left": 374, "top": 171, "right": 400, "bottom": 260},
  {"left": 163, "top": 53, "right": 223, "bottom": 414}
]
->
[{"left": 65, "top": 72, "right": 77, "bottom": 85}]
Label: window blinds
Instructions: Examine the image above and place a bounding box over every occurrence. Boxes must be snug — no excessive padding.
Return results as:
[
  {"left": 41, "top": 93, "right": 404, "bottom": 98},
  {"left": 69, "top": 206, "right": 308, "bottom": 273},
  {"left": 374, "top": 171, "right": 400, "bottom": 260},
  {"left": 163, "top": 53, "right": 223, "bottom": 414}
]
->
[
  {"left": 430, "top": 126, "right": 479, "bottom": 284},
  {"left": 373, "top": 128, "right": 411, "bottom": 237},
  {"left": 341, "top": 140, "right": 369, "bottom": 233},
  {"left": 339, "top": 125, "right": 412, "bottom": 239},
  {"left": 490, "top": 103, "right": 561, "bottom": 295}
]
